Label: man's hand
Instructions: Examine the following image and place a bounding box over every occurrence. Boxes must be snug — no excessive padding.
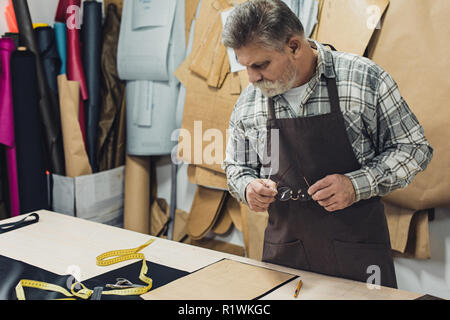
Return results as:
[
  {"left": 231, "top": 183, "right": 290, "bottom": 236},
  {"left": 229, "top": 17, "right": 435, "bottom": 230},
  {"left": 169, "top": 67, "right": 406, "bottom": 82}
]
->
[
  {"left": 307, "top": 174, "right": 356, "bottom": 212},
  {"left": 245, "top": 179, "right": 278, "bottom": 212}
]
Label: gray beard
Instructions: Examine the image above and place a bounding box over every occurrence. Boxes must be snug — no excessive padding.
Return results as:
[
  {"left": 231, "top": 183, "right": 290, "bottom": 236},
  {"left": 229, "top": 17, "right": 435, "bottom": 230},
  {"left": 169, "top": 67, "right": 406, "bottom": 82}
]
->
[{"left": 254, "top": 65, "right": 298, "bottom": 97}]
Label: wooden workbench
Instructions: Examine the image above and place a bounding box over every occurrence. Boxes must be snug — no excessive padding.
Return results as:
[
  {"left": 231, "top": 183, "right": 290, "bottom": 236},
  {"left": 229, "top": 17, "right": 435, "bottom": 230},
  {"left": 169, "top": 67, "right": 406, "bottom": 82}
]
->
[{"left": 0, "top": 210, "right": 423, "bottom": 300}]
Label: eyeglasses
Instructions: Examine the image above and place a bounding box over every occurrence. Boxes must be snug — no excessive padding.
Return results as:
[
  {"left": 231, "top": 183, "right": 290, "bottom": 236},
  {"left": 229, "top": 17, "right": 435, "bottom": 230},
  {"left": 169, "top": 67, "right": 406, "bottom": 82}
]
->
[{"left": 267, "top": 154, "right": 312, "bottom": 202}]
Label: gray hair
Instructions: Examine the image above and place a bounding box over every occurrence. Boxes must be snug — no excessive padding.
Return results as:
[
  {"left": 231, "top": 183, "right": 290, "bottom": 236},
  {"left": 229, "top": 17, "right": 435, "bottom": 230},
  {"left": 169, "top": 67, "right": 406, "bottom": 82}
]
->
[{"left": 222, "top": 0, "right": 304, "bottom": 51}]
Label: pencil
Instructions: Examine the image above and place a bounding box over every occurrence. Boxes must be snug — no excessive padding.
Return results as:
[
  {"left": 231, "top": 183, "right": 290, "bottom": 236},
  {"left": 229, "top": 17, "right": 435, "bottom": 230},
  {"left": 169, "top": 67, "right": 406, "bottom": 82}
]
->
[{"left": 294, "top": 279, "right": 302, "bottom": 298}]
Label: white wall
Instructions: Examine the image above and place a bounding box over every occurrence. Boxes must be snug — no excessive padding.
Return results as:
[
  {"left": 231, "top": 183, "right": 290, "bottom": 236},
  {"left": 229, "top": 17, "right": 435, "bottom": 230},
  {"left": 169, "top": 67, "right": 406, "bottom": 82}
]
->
[{"left": 1, "top": 0, "right": 449, "bottom": 299}]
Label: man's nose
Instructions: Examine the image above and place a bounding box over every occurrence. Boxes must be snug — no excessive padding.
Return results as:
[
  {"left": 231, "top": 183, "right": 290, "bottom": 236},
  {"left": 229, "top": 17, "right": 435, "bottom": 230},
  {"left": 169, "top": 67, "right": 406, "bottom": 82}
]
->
[{"left": 247, "top": 67, "right": 263, "bottom": 83}]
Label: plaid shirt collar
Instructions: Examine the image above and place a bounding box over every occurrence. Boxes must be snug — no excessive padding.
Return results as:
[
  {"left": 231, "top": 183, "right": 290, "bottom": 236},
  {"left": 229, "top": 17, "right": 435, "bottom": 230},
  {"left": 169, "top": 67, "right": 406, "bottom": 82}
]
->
[{"left": 272, "top": 39, "right": 336, "bottom": 105}]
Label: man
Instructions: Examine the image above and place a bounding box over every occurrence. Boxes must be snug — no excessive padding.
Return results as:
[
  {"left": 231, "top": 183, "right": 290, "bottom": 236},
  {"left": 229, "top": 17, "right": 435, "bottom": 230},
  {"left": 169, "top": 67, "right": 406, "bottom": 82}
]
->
[{"left": 221, "top": 0, "right": 433, "bottom": 288}]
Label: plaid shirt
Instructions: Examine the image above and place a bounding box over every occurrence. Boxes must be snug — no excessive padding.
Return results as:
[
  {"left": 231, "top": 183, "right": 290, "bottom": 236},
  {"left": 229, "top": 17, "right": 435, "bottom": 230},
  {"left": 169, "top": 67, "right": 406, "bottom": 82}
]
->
[{"left": 222, "top": 40, "right": 433, "bottom": 206}]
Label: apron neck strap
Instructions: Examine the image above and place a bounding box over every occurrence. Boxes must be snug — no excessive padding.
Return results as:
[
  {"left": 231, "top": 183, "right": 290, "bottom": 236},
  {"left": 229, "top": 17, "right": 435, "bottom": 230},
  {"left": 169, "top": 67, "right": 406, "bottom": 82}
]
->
[
  {"left": 324, "top": 75, "right": 341, "bottom": 115},
  {"left": 267, "top": 97, "right": 276, "bottom": 121}
]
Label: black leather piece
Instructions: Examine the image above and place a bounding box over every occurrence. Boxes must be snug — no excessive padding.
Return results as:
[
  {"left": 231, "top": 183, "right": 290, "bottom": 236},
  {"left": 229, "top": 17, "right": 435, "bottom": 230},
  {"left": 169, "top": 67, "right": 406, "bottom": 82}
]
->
[
  {"left": 97, "top": 4, "right": 126, "bottom": 171},
  {"left": 0, "top": 255, "right": 72, "bottom": 300},
  {"left": 82, "top": 0, "right": 103, "bottom": 173},
  {"left": 0, "top": 255, "right": 189, "bottom": 300},
  {"left": 35, "top": 26, "right": 61, "bottom": 96},
  {"left": 10, "top": 50, "right": 48, "bottom": 213},
  {"left": 0, "top": 213, "right": 39, "bottom": 234},
  {"left": 12, "top": 0, "right": 65, "bottom": 175}
]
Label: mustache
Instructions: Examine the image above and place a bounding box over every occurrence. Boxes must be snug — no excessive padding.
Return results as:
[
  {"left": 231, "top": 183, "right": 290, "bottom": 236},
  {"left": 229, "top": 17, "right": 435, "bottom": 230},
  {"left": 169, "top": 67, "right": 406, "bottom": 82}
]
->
[{"left": 254, "top": 79, "right": 283, "bottom": 90}]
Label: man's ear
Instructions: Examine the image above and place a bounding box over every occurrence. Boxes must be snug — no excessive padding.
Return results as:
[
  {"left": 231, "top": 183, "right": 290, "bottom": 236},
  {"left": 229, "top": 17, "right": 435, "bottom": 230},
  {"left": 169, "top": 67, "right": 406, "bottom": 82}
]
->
[{"left": 287, "top": 36, "right": 302, "bottom": 57}]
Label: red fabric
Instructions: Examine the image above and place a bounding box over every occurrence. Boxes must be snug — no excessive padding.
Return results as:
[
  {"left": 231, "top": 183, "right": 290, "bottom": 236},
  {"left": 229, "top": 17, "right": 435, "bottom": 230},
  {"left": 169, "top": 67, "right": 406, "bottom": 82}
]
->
[
  {"left": 54, "top": 0, "right": 70, "bottom": 22},
  {"left": 65, "top": 0, "right": 87, "bottom": 144}
]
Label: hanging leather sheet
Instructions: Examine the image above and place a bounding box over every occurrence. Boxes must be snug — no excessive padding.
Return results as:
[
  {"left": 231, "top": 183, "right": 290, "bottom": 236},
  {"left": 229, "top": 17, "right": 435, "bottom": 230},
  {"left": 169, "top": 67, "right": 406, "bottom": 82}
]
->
[
  {"left": 10, "top": 49, "right": 48, "bottom": 213},
  {"left": 12, "top": 0, "right": 65, "bottom": 175},
  {"left": 97, "top": 3, "right": 126, "bottom": 171},
  {"left": 82, "top": 0, "right": 103, "bottom": 173}
]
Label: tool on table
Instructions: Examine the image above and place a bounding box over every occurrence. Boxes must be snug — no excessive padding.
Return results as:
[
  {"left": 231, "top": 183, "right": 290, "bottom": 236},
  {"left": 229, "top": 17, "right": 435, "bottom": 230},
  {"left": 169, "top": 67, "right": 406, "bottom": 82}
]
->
[
  {"left": 294, "top": 279, "right": 303, "bottom": 298},
  {"left": 105, "top": 278, "right": 145, "bottom": 289}
]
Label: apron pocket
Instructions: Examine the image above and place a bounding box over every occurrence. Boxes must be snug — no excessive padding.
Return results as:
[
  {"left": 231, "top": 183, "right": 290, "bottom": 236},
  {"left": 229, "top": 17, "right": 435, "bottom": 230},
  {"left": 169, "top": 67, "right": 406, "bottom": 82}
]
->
[
  {"left": 262, "top": 239, "right": 310, "bottom": 271},
  {"left": 333, "top": 239, "right": 397, "bottom": 288}
]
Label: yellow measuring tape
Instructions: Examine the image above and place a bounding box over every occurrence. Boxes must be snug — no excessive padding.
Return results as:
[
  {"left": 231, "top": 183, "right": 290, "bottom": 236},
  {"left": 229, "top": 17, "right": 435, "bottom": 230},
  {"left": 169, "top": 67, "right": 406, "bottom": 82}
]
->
[{"left": 15, "top": 238, "right": 156, "bottom": 300}]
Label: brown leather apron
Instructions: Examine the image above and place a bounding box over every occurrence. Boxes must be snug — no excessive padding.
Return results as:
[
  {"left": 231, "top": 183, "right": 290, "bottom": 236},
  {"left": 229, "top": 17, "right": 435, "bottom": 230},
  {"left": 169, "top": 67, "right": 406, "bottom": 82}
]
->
[{"left": 262, "top": 65, "right": 397, "bottom": 288}]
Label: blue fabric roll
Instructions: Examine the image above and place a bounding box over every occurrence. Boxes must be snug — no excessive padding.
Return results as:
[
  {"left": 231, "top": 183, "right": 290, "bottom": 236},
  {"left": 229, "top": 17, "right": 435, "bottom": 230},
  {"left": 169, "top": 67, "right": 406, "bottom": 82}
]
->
[{"left": 54, "top": 22, "right": 67, "bottom": 75}]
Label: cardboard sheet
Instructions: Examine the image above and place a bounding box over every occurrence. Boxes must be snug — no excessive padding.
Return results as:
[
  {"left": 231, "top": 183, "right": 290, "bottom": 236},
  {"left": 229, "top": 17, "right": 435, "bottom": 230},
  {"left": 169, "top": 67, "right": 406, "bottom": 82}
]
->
[
  {"left": 212, "top": 199, "right": 233, "bottom": 234},
  {"left": 150, "top": 198, "right": 170, "bottom": 237},
  {"left": 225, "top": 196, "right": 243, "bottom": 232},
  {"left": 141, "top": 259, "right": 296, "bottom": 300},
  {"left": 176, "top": 0, "right": 246, "bottom": 174},
  {"left": 187, "top": 164, "right": 228, "bottom": 190},
  {"left": 384, "top": 200, "right": 431, "bottom": 259},
  {"left": 368, "top": 0, "right": 450, "bottom": 210},
  {"left": 124, "top": 155, "right": 151, "bottom": 234},
  {"left": 241, "top": 205, "right": 268, "bottom": 261},
  {"left": 57, "top": 75, "right": 92, "bottom": 178},
  {"left": 314, "top": 0, "right": 389, "bottom": 55},
  {"left": 187, "top": 186, "right": 227, "bottom": 240}
]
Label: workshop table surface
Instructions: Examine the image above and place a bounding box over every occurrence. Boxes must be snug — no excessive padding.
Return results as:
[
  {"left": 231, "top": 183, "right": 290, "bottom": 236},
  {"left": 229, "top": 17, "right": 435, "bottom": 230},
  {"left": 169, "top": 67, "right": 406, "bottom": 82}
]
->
[{"left": 0, "top": 210, "right": 423, "bottom": 300}]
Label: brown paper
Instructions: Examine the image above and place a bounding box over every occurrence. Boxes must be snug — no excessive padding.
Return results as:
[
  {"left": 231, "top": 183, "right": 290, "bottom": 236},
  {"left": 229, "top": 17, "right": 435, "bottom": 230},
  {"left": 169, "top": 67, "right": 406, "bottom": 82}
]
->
[
  {"left": 189, "top": 14, "right": 223, "bottom": 80},
  {"left": 141, "top": 259, "right": 295, "bottom": 300},
  {"left": 403, "top": 211, "right": 431, "bottom": 259},
  {"left": 225, "top": 196, "right": 243, "bottom": 232},
  {"left": 173, "top": 208, "right": 190, "bottom": 243},
  {"left": 314, "top": 0, "right": 389, "bottom": 55},
  {"left": 187, "top": 164, "right": 228, "bottom": 189},
  {"left": 206, "top": 23, "right": 229, "bottom": 88},
  {"left": 383, "top": 200, "right": 415, "bottom": 253},
  {"left": 368, "top": 0, "right": 450, "bottom": 210},
  {"left": 241, "top": 204, "right": 268, "bottom": 261},
  {"left": 124, "top": 155, "right": 151, "bottom": 234},
  {"left": 57, "top": 74, "right": 92, "bottom": 178},
  {"left": 212, "top": 199, "right": 233, "bottom": 234},
  {"left": 175, "top": 0, "right": 243, "bottom": 174},
  {"left": 187, "top": 186, "right": 227, "bottom": 240},
  {"left": 230, "top": 71, "right": 241, "bottom": 95},
  {"left": 383, "top": 200, "right": 431, "bottom": 259},
  {"left": 150, "top": 198, "right": 170, "bottom": 237}
]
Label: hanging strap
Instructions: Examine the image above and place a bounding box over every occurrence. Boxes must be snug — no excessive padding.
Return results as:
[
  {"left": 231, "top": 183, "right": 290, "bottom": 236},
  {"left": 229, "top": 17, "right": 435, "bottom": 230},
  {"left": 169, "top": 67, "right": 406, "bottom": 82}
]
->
[
  {"left": 324, "top": 75, "right": 341, "bottom": 115},
  {"left": 267, "top": 98, "right": 276, "bottom": 121},
  {"left": 0, "top": 213, "right": 39, "bottom": 234}
]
